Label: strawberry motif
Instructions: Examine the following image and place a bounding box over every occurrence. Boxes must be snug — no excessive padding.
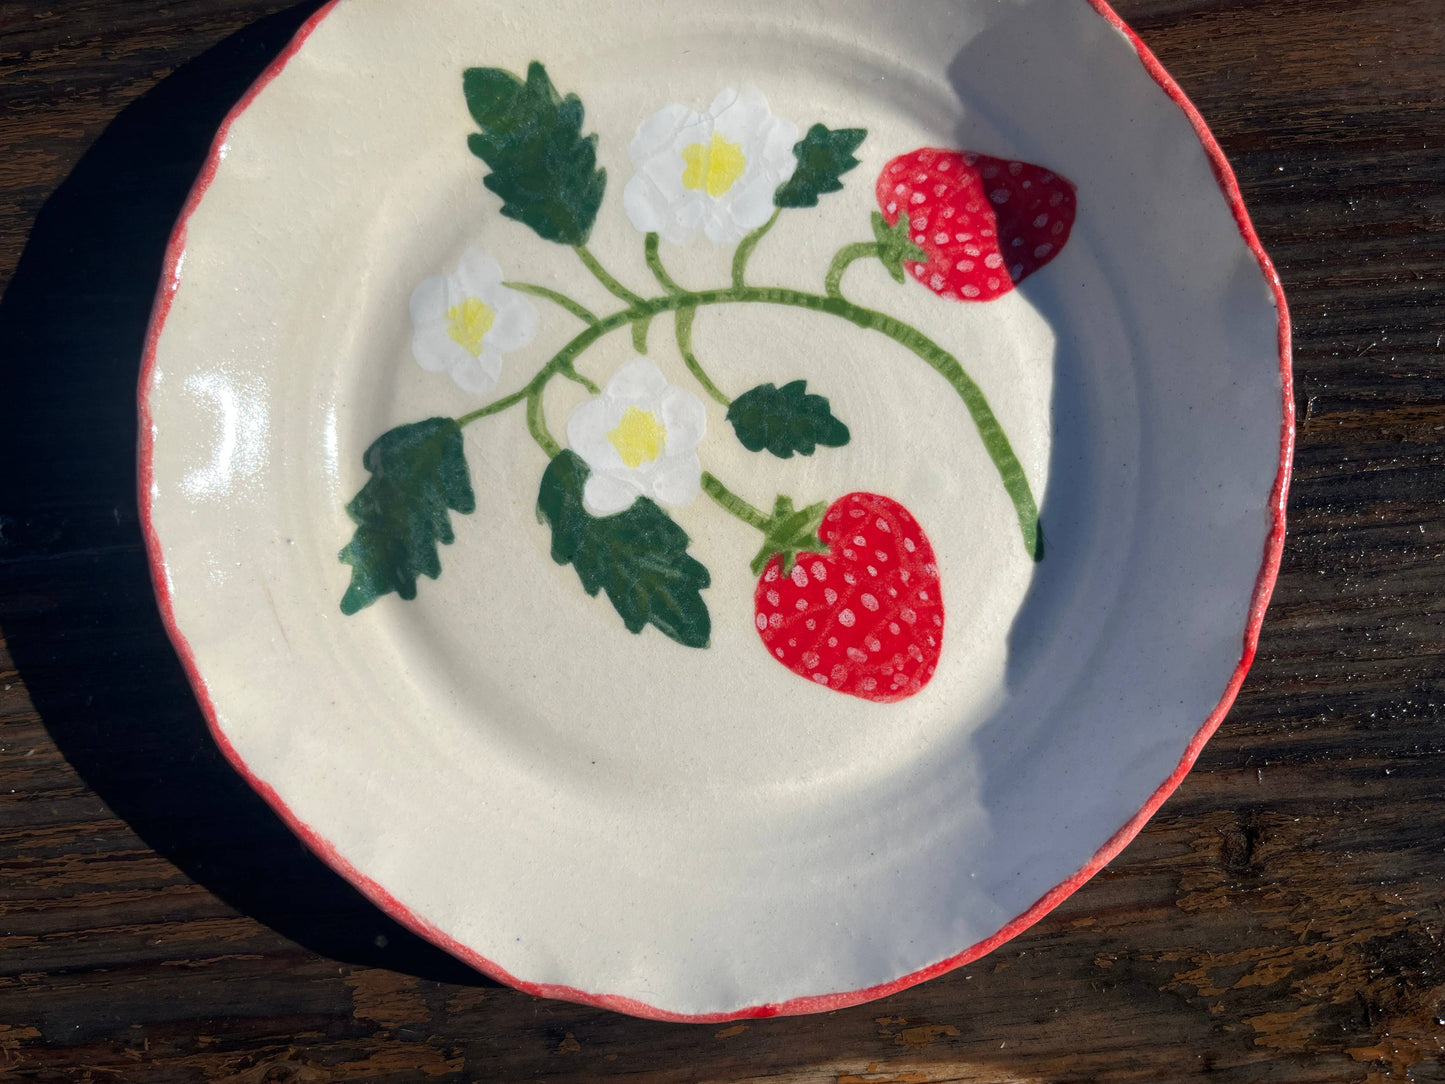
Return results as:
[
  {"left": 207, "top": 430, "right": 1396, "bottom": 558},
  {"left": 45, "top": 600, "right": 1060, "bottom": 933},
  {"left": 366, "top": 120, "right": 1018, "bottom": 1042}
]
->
[
  {"left": 754, "top": 493, "right": 943, "bottom": 703},
  {"left": 876, "top": 148, "right": 1076, "bottom": 302}
]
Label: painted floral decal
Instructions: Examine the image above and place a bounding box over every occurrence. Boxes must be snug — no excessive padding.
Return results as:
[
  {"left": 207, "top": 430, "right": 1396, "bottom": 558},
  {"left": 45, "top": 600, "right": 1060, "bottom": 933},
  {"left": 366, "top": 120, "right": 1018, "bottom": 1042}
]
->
[
  {"left": 624, "top": 87, "right": 799, "bottom": 244},
  {"left": 410, "top": 247, "right": 538, "bottom": 393},
  {"left": 337, "top": 62, "right": 1078, "bottom": 704},
  {"left": 566, "top": 357, "right": 706, "bottom": 515}
]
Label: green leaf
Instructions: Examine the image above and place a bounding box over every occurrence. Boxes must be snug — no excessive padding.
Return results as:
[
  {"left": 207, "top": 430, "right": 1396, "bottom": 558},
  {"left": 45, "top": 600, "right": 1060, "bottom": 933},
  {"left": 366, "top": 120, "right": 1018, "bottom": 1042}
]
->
[
  {"left": 726, "top": 380, "right": 851, "bottom": 459},
  {"left": 463, "top": 62, "right": 607, "bottom": 246},
  {"left": 749, "top": 495, "right": 829, "bottom": 577},
  {"left": 773, "top": 124, "right": 867, "bottom": 209},
  {"left": 871, "top": 210, "right": 928, "bottom": 283},
  {"left": 338, "top": 418, "right": 475, "bottom": 615},
  {"left": 537, "top": 451, "right": 711, "bottom": 648}
]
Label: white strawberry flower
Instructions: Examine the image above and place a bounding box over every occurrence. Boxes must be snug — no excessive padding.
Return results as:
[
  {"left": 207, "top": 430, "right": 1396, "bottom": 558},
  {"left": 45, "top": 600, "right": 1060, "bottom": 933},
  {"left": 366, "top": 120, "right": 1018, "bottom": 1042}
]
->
[
  {"left": 623, "top": 87, "right": 799, "bottom": 245},
  {"left": 410, "top": 247, "right": 537, "bottom": 394},
  {"left": 566, "top": 358, "right": 707, "bottom": 515}
]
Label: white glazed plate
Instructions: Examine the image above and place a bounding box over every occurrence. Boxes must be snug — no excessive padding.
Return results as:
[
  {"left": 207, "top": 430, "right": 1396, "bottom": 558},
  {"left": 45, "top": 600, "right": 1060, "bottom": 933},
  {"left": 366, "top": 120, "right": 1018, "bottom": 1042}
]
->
[{"left": 140, "top": 0, "right": 1292, "bottom": 1020}]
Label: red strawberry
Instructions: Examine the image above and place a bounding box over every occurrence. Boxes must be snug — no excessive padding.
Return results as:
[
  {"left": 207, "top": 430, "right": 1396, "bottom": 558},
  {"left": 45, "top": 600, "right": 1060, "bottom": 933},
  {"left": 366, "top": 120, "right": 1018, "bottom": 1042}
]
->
[
  {"left": 876, "top": 148, "right": 1076, "bottom": 302},
  {"left": 754, "top": 493, "right": 944, "bottom": 703}
]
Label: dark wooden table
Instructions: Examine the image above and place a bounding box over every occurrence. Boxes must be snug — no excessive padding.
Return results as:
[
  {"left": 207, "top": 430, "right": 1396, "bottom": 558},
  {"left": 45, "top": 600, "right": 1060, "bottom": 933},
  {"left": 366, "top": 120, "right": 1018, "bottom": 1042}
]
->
[{"left": 2, "top": 1, "right": 1442, "bottom": 1080}]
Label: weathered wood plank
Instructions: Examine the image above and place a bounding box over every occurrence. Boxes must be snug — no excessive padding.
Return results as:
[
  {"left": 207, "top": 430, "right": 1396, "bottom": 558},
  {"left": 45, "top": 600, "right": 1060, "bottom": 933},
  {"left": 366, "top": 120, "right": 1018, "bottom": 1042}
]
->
[{"left": 1, "top": 0, "right": 1442, "bottom": 1080}]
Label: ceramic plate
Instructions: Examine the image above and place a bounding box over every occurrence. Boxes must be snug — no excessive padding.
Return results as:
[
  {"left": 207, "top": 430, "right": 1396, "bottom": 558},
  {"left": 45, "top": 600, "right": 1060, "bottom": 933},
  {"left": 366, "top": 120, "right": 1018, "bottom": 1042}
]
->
[{"left": 140, "top": 0, "right": 1292, "bottom": 1020}]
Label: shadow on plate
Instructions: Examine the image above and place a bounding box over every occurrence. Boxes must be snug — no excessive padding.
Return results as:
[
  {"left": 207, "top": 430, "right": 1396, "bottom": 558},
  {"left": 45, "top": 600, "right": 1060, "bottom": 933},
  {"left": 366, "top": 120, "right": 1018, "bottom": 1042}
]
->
[{"left": 0, "top": 0, "right": 486, "bottom": 987}]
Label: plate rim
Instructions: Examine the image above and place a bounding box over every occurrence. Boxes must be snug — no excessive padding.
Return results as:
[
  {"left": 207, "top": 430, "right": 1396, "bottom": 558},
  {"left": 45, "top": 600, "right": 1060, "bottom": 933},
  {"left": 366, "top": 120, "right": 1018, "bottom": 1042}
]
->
[{"left": 136, "top": 0, "right": 1295, "bottom": 1022}]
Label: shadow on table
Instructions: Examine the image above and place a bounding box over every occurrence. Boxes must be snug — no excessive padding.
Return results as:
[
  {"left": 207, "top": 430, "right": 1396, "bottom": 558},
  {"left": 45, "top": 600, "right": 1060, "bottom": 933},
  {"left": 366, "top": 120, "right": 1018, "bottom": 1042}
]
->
[{"left": 0, "top": 1, "right": 485, "bottom": 987}]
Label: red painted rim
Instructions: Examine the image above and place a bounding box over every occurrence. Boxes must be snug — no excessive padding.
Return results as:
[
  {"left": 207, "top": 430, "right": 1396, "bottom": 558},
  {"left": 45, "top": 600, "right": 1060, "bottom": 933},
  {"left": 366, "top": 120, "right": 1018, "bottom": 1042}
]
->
[{"left": 137, "top": 0, "right": 1294, "bottom": 1022}]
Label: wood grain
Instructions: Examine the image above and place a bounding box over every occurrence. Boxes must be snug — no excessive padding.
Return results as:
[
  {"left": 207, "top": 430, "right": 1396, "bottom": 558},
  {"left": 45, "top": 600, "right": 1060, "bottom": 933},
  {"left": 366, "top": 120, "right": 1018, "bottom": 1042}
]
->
[{"left": 1, "top": 1, "right": 1443, "bottom": 1080}]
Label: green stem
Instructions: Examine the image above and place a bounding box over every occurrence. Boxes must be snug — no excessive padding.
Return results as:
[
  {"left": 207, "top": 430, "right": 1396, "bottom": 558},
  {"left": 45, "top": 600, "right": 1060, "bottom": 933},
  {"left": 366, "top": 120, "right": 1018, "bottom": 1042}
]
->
[
  {"left": 575, "top": 244, "right": 651, "bottom": 352},
  {"left": 559, "top": 366, "right": 601, "bottom": 394},
  {"left": 701, "top": 471, "right": 771, "bottom": 532},
  {"left": 675, "top": 306, "right": 731, "bottom": 407},
  {"left": 503, "top": 281, "right": 599, "bottom": 326},
  {"left": 526, "top": 390, "right": 561, "bottom": 458},
  {"left": 644, "top": 233, "right": 684, "bottom": 295},
  {"left": 732, "top": 208, "right": 781, "bottom": 288},
  {"left": 825, "top": 241, "right": 883, "bottom": 298},
  {"left": 573, "top": 245, "right": 646, "bottom": 308},
  {"left": 456, "top": 387, "right": 530, "bottom": 427},
  {"left": 457, "top": 284, "right": 1040, "bottom": 559}
]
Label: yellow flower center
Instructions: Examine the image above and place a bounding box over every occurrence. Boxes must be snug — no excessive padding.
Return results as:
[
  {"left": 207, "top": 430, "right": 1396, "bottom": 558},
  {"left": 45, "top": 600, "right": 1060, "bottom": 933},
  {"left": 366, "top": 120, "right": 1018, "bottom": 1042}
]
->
[
  {"left": 607, "top": 406, "right": 667, "bottom": 469},
  {"left": 445, "top": 296, "right": 496, "bottom": 356},
  {"left": 681, "top": 132, "right": 747, "bottom": 197}
]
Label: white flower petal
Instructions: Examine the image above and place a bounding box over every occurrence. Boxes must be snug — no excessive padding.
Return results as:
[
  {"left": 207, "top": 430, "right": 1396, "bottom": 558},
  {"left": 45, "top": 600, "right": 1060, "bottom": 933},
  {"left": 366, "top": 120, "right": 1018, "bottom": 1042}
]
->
[
  {"left": 660, "top": 386, "right": 707, "bottom": 452},
  {"left": 566, "top": 396, "right": 621, "bottom": 467},
  {"left": 629, "top": 104, "right": 697, "bottom": 160},
  {"left": 623, "top": 174, "right": 669, "bottom": 234},
  {"left": 566, "top": 358, "right": 705, "bottom": 512},
  {"left": 583, "top": 471, "right": 642, "bottom": 516},
  {"left": 413, "top": 326, "right": 474, "bottom": 374},
  {"left": 607, "top": 357, "right": 670, "bottom": 402},
  {"left": 760, "top": 116, "right": 802, "bottom": 177},
  {"left": 707, "top": 86, "right": 747, "bottom": 122},
  {"left": 649, "top": 453, "right": 702, "bottom": 507},
  {"left": 625, "top": 88, "right": 797, "bottom": 245},
  {"left": 673, "top": 195, "right": 709, "bottom": 234},
  {"left": 639, "top": 140, "right": 694, "bottom": 200},
  {"left": 701, "top": 208, "right": 746, "bottom": 244},
  {"left": 484, "top": 289, "right": 538, "bottom": 351},
  {"left": 728, "top": 176, "right": 781, "bottom": 232},
  {"left": 411, "top": 331, "right": 448, "bottom": 373},
  {"left": 410, "top": 275, "right": 447, "bottom": 329},
  {"left": 449, "top": 350, "right": 502, "bottom": 394},
  {"left": 410, "top": 248, "right": 536, "bottom": 390},
  {"left": 453, "top": 248, "right": 504, "bottom": 295}
]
